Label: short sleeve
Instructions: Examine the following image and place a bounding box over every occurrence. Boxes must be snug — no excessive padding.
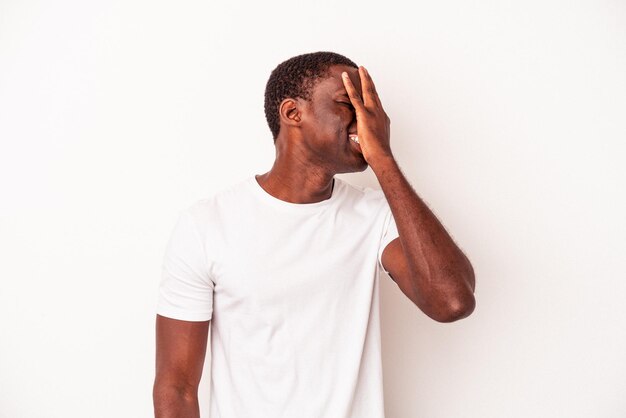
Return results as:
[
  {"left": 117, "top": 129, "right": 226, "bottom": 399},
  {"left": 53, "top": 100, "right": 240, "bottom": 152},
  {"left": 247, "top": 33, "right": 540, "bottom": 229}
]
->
[
  {"left": 156, "top": 209, "right": 214, "bottom": 321},
  {"left": 377, "top": 207, "right": 399, "bottom": 275}
]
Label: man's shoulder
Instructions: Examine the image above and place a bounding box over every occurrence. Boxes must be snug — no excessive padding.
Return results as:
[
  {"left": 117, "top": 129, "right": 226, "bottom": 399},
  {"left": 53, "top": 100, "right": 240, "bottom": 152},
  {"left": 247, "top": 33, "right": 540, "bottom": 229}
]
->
[
  {"left": 183, "top": 176, "right": 253, "bottom": 220},
  {"left": 334, "top": 177, "right": 389, "bottom": 219},
  {"left": 335, "top": 177, "right": 386, "bottom": 204}
]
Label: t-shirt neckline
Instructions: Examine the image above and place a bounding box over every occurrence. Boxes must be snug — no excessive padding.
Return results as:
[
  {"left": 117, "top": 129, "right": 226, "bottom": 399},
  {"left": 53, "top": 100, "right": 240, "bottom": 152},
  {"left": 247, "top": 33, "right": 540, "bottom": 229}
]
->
[{"left": 249, "top": 175, "right": 339, "bottom": 211}]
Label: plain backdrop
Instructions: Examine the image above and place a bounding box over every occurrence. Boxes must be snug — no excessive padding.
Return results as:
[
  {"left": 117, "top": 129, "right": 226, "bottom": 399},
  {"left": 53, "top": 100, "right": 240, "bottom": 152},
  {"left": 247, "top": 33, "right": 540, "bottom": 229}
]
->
[{"left": 1, "top": 0, "right": 625, "bottom": 417}]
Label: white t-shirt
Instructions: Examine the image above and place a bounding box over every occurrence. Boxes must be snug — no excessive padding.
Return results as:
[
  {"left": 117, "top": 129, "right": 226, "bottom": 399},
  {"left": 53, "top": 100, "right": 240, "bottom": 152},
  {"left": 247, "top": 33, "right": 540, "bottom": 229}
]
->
[{"left": 157, "top": 175, "right": 399, "bottom": 418}]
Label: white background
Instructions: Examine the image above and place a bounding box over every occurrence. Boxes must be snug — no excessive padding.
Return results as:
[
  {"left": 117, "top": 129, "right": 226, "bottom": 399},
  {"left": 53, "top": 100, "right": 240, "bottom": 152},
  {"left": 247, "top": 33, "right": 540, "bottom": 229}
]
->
[{"left": 1, "top": 0, "right": 625, "bottom": 417}]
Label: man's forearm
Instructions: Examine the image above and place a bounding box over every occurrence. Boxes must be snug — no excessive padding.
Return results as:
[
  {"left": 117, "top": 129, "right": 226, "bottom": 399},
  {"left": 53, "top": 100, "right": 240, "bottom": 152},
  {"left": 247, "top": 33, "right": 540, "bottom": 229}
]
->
[
  {"left": 153, "top": 384, "right": 200, "bottom": 418},
  {"left": 370, "top": 155, "right": 475, "bottom": 312}
]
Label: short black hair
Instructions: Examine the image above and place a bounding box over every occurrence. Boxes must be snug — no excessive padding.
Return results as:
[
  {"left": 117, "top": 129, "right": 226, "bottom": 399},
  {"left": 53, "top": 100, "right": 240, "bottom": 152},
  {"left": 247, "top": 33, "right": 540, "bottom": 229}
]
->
[{"left": 264, "top": 51, "right": 358, "bottom": 143}]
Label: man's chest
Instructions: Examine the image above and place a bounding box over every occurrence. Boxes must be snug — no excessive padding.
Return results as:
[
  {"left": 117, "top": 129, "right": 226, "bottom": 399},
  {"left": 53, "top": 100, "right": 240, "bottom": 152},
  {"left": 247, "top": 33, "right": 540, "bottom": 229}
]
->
[{"left": 209, "top": 210, "right": 382, "bottom": 314}]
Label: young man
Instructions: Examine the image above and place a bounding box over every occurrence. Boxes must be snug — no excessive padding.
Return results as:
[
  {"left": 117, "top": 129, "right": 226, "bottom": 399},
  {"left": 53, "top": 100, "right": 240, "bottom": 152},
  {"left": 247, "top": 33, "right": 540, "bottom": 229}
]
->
[{"left": 153, "top": 51, "right": 475, "bottom": 418}]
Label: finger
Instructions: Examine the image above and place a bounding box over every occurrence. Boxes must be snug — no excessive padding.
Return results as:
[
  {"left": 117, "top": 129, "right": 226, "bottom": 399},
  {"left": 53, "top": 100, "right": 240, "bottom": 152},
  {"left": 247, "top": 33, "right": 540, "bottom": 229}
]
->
[
  {"left": 341, "top": 71, "right": 364, "bottom": 112},
  {"left": 362, "top": 66, "right": 382, "bottom": 108}
]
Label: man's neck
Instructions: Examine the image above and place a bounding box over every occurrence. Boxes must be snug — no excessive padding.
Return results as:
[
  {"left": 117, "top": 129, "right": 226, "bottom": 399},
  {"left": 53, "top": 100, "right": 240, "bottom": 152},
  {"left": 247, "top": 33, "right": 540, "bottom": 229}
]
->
[{"left": 254, "top": 164, "right": 335, "bottom": 204}]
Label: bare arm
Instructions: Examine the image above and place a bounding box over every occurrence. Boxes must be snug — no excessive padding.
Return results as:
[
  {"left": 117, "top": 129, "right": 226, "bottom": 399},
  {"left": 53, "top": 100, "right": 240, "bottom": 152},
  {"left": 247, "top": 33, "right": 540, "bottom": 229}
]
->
[
  {"left": 153, "top": 314, "right": 210, "bottom": 418},
  {"left": 376, "top": 159, "right": 476, "bottom": 322},
  {"left": 341, "top": 66, "right": 475, "bottom": 322}
]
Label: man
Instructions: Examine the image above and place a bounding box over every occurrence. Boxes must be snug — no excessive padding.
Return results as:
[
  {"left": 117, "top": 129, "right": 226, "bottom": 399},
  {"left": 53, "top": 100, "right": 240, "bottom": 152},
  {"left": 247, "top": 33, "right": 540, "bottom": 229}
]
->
[{"left": 153, "top": 51, "right": 476, "bottom": 418}]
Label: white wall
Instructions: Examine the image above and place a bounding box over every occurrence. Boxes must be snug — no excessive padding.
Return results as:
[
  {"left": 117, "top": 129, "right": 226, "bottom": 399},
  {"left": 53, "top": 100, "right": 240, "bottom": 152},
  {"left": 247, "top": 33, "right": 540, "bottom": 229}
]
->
[{"left": 1, "top": 0, "right": 625, "bottom": 417}]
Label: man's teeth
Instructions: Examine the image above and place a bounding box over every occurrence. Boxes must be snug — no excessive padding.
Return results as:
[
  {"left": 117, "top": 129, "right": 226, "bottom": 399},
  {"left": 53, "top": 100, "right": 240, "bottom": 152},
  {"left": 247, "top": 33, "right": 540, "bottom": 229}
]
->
[{"left": 349, "top": 135, "right": 359, "bottom": 144}]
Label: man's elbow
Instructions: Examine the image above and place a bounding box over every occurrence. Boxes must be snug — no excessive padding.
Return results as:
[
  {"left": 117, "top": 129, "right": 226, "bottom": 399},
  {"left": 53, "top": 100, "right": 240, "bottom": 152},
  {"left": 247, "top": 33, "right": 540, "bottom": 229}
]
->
[
  {"left": 434, "top": 268, "right": 476, "bottom": 322},
  {"left": 434, "top": 293, "right": 476, "bottom": 323},
  {"left": 153, "top": 379, "right": 199, "bottom": 417}
]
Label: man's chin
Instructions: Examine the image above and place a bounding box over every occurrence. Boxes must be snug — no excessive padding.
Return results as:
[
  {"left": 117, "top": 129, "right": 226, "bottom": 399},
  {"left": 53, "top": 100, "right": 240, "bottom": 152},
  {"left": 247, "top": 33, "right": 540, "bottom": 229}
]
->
[{"left": 347, "top": 161, "right": 369, "bottom": 173}]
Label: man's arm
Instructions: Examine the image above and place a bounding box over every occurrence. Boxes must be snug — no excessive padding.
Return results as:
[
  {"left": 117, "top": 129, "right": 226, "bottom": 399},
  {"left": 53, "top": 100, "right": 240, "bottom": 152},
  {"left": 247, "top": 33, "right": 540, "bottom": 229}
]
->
[
  {"left": 153, "top": 314, "right": 210, "bottom": 418},
  {"left": 341, "top": 66, "right": 475, "bottom": 322},
  {"left": 374, "top": 156, "right": 475, "bottom": 323}
]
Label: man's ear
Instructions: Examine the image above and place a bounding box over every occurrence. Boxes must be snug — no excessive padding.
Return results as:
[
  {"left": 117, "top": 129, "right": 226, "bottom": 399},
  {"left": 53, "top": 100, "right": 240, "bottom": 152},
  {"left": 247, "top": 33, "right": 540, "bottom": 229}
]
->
[{"left": 279, "top": 98, "right": 303, "bottom": 128}]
